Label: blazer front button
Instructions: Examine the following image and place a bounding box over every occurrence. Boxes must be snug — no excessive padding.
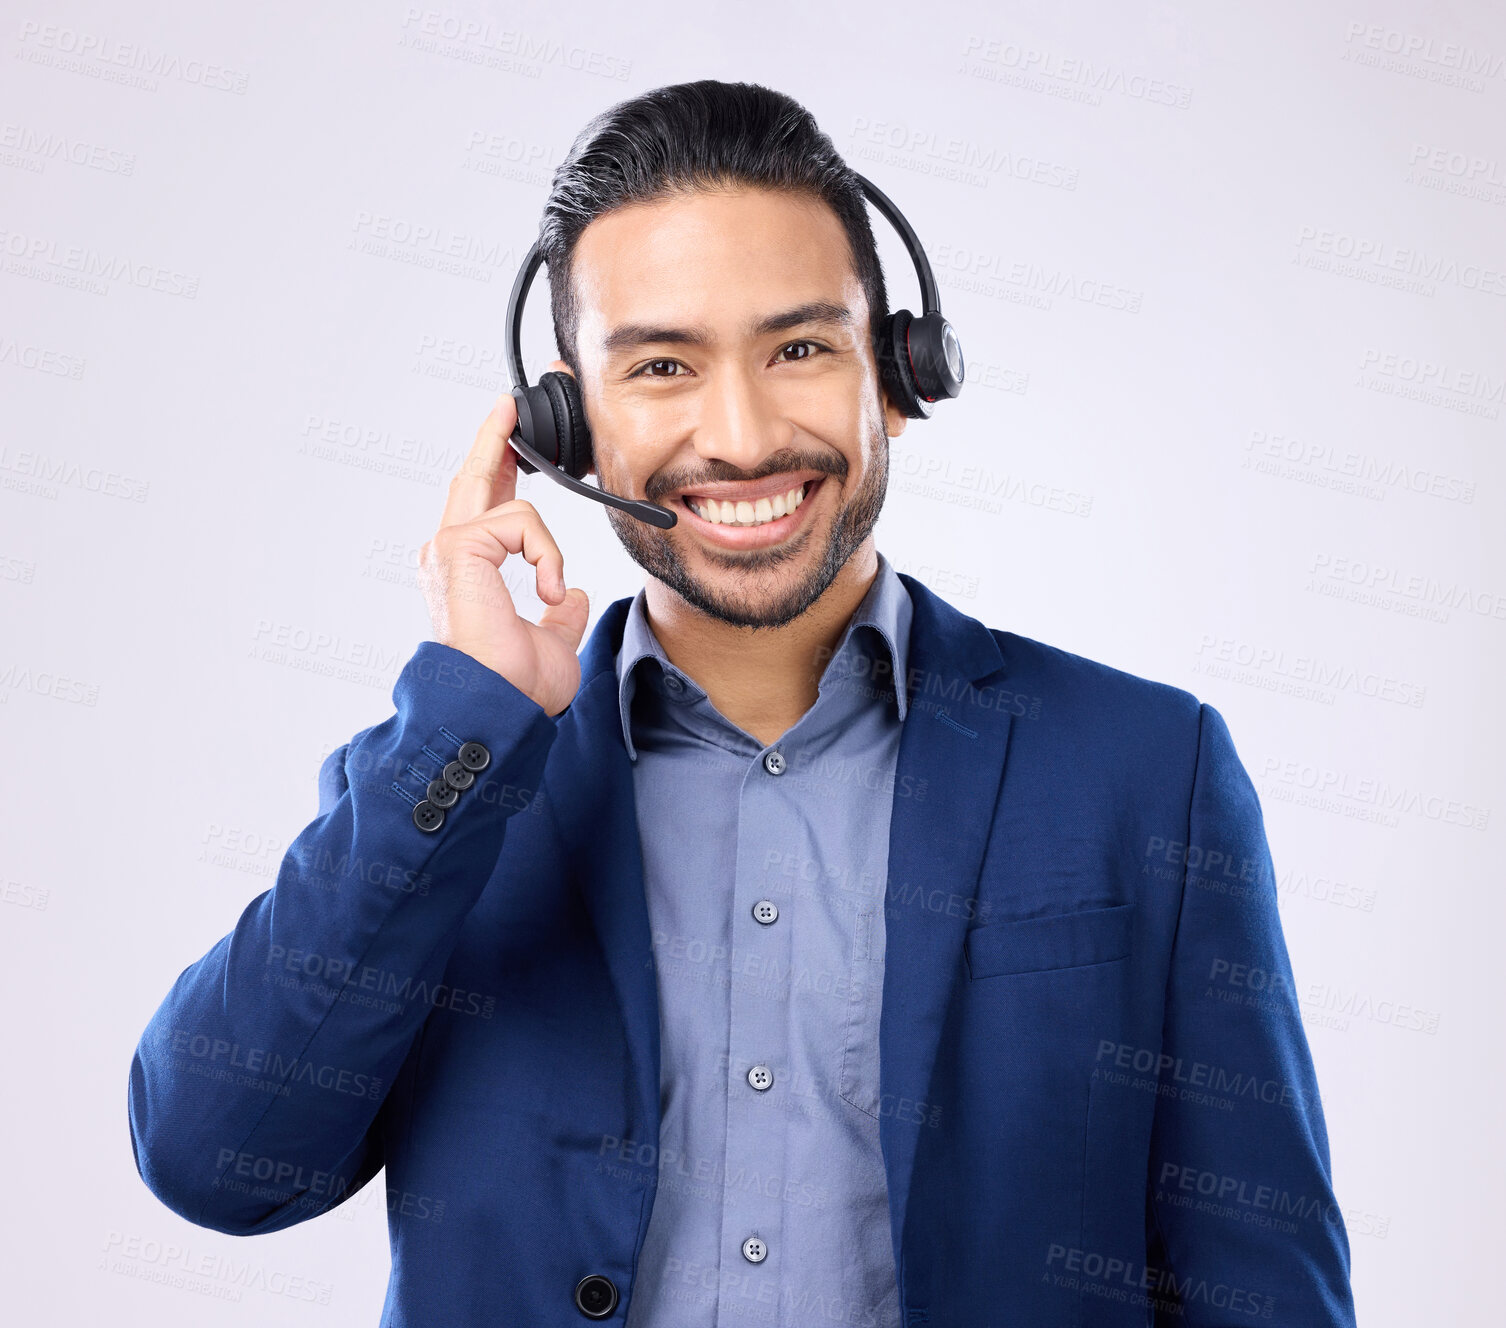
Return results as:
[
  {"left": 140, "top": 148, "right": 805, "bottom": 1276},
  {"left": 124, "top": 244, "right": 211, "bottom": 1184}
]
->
[
  {"left": 412, "top": 801, "right": 445, "bottom": 834},
  {"left": 573, "top": 1273, "right": 618, "bottom": 1319},
  {"left": 457, "top": 740, "right": 491, "bottom": 772},
  {"left": 442, "top": 759, "right": 475, "bottom": 791}
]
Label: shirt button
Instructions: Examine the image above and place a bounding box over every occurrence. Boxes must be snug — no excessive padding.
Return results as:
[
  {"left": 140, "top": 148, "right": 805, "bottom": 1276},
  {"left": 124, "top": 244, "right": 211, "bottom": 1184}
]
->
[
  {"left": 752, "top": 899, "right": 779, "bottom": 925},
  {"left": 664, "top": 673, "right": 684, "bottom": 693},
  {"left": 741, "top": 1235, "right": 768, "bottom": 1264},
  {"left": 573, "top": 1273, "right": 619, "bottom": 1318},
  {"left": 762, "top": 749, "right": 786, "bottom": 776},
  {"left": 747, "top": 1064, "right": 773, "bottom": 1091}
]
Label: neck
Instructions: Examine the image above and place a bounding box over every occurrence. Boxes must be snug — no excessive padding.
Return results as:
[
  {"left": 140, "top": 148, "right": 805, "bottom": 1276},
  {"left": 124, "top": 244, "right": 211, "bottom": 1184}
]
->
[{"left": 642, "top": 541, "right": 880, "bottom": 748}]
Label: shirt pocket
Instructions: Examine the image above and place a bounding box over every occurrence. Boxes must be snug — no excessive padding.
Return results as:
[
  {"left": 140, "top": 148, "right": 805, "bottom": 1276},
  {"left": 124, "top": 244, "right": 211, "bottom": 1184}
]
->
[
  {"left": 964, "top": 903, "right": 1134, "bottom": 979},
  {"left": 838, "top": 907, "right": 883, "bottom": 1117}
]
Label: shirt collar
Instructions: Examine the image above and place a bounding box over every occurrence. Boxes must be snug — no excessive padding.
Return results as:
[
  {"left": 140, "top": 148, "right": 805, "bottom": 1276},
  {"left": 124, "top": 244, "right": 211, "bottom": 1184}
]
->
[{"left": 614, "top": 549, "right": 912, "bottom": 761}]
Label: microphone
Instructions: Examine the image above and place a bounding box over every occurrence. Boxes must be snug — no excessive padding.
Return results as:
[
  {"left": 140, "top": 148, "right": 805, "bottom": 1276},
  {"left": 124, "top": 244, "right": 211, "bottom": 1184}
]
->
[{"left": 505, "top": 394, "right": 679, "bottom": 530}]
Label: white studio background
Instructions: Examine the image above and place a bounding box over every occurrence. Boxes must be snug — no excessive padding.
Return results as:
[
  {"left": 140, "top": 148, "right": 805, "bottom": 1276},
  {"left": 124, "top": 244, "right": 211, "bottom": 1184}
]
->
[{"left": 2, "top": 1, "right": 1501, "bottom": 1323}]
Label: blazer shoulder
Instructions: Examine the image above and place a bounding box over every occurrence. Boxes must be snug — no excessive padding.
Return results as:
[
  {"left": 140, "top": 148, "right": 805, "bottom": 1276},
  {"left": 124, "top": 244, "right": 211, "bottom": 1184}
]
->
[
  {"left": 984, "top": 627, "right": 1206, "bottom": 777},
  {"left": 993, "top": 627, "right": 1198, "bottom": 713}
]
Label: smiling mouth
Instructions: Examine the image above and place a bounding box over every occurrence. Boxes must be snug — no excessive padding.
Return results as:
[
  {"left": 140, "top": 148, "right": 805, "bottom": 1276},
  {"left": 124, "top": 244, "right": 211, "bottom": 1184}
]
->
[{"left": 680, "top": 479, "right": 819, "bottom": 527}]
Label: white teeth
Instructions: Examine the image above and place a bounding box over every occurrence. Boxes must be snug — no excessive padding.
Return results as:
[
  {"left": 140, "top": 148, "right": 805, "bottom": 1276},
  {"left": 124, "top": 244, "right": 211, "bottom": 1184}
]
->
[{"left": 689, "top": 482, "right": 806, "bottom": 526}]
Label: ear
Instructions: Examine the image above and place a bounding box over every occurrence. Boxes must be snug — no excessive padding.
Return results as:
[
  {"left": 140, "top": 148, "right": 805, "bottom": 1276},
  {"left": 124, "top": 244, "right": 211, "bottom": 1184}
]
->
[
  {"left": 881, "top": 385, "right": 909, "bottom": 440},
  {"left": 869, "top": 328, "right": 909, "bottom": 439}
]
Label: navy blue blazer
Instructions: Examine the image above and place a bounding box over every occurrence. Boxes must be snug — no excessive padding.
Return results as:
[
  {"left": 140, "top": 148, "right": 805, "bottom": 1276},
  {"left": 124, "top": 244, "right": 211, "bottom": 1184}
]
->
[{"left": 128, "top": 573, "right": 1356, "bottom": 1326}]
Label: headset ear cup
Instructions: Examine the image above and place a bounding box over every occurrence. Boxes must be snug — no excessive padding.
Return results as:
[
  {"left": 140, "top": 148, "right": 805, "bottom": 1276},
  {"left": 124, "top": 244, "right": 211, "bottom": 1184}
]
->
[
  {"left": 512, "top": 383, "right": 560, "bottom": 472},
  {"left": 537, "top": 374, "right": 570, "bottom": 473},
  {"left": 906, "top": 311, "right": 965, "bottom": 403},
  {"left": 880, "top": 310, "right": 928, "bottom": 420},
  {"left": 541, "top": 371, "right": 592, "bottom": 479}
]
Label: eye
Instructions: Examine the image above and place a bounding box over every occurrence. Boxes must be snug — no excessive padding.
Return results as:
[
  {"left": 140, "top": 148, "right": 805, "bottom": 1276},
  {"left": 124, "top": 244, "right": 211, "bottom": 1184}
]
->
[
  {"left": 773, "top": 340, "right": 829, "bottom": 363},
  {"left": 630, "top": 358, "right": 686, "bottom": 379}
]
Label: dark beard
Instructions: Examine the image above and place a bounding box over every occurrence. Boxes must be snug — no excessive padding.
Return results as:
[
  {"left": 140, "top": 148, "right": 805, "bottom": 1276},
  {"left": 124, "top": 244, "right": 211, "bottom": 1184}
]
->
[{"left": 601, "top": 421, "right": 890, "bottom": 630}]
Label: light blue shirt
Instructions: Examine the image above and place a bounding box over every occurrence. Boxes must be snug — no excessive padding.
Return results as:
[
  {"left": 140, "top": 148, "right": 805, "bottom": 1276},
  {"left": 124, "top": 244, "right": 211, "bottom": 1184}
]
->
[{"left": 616, "top": 551, "right": 912, "bottom": 1328}]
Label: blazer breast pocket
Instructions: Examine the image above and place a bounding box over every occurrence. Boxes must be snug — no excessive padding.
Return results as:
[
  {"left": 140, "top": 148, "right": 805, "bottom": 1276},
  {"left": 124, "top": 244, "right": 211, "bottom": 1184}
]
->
[{"left": 964, "top": 903, "right": 1135, "bottom": 979}]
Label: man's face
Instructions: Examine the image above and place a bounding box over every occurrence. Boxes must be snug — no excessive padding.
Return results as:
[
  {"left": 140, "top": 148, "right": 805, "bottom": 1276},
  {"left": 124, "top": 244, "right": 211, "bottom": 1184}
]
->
[{"left": 564, "top": 185, "right": 908, "bottom": 629}]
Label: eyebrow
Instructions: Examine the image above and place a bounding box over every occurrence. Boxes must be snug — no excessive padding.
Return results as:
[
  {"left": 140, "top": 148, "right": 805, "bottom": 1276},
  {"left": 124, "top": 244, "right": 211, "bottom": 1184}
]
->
[{"left": 601, "top": 300, "right": 856, "bottom": 356}]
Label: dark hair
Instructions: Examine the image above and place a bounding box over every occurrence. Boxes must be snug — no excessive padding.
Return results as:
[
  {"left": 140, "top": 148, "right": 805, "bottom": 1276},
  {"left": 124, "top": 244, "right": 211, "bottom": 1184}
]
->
[{"left": 538, "top": 79, "right": 888, "bottom": 383}]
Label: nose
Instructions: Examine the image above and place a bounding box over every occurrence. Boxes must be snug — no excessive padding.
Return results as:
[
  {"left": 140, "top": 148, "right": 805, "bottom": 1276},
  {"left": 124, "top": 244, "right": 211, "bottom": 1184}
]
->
[{"left": 691, "top": 362, "right": 795, "bottom": 473}]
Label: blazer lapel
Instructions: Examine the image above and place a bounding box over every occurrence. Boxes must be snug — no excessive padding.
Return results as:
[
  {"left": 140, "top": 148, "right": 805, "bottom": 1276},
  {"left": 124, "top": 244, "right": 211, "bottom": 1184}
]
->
[
  {"left": 881, "top": 574, "right": 1015, "bottom": 1270},
  {"left": 547, "top": 600, "right": 663, "bottom": 1152}
]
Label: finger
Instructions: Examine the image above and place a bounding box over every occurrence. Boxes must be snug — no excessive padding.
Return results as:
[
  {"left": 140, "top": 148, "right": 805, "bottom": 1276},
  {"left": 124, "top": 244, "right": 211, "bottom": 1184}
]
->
[
  {"left": 440, "top": 393, "right": 520, "bottom": 530},
  {"left": 469, "top": 502, "right": 568, "bottom": 604},
  {"left": 536, "top": 586, "right": 590, "bottom": 651}
]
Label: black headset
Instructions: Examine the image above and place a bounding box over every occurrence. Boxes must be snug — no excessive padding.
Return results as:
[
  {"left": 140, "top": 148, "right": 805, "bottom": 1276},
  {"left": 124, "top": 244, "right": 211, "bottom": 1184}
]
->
[{"left": 502, "top": 171, "right": 964, "bottom": 530}]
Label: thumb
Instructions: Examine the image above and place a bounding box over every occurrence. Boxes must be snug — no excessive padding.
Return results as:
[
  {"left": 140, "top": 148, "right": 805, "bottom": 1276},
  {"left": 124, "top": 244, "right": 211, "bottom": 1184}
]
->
[{"left": 536, "top": 586, "right": 590, "bottom": 650}]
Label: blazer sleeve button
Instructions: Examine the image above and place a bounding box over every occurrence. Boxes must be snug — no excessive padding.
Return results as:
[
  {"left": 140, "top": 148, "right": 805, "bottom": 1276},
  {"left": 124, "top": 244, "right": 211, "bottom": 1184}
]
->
[
  {"left": 411, "top": 800, "right": 445, "bottom": 834},
  {"left": 457, "top": 740, "right": 491, "bottom": 772},
  {"left": 426, "top": 777, "right": 459, "bottom": 809},
  {"left": 441, "top": 760, "right": 475, "bottom": 791},
  {"left": 573, "top": 1273, "right": 618, "bottom": 1318}
]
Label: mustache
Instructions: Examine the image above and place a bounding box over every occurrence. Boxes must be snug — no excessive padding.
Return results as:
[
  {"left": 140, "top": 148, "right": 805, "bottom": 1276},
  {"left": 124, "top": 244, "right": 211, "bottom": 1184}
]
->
[{"left": 646, "top": 453, "right": 847, "bottom": 503}]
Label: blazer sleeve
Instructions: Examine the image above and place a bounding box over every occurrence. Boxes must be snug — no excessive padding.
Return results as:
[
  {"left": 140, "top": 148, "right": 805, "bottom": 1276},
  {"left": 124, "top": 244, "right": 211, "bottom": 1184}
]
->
[
  {"left": 127, "top": 642, "right": 561, "bottom": 1236},
  {"left": 1145, "top": 702, "right": 1357, "bottom": 1325}
]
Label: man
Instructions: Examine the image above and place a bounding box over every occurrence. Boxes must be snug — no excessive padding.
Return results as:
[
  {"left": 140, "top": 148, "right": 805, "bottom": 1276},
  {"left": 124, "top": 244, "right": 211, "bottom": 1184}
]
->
[{"left": 129, "top": 80, "right": 1357, "bottom": 1326}]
